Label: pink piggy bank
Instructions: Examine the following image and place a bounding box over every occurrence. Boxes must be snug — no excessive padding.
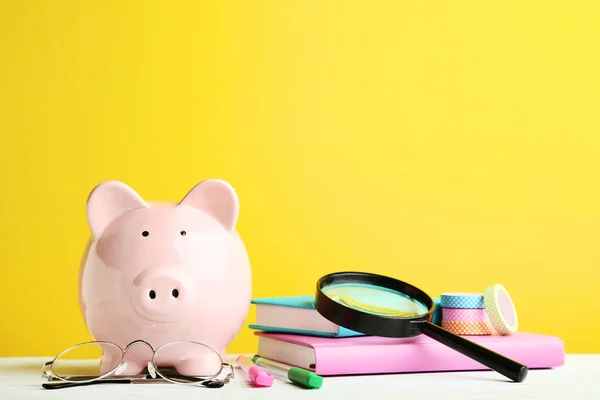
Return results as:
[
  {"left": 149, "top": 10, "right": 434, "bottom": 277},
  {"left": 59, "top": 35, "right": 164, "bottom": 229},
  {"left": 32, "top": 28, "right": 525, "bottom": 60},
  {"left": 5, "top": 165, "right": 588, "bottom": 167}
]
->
[{"left": 78, "top": 179, "right": 252, "bottom": 376}]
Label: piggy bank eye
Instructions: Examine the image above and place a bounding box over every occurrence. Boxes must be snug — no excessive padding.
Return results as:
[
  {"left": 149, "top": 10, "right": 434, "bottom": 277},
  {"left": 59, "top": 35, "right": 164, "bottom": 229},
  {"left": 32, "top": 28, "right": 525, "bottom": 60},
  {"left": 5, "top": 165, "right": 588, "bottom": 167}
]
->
[
  {"left": 142, "top": 231, "right": 149, "bottom": 237},
  {"left": 180, "top": 230, "right": 186, "bottom": 236}
]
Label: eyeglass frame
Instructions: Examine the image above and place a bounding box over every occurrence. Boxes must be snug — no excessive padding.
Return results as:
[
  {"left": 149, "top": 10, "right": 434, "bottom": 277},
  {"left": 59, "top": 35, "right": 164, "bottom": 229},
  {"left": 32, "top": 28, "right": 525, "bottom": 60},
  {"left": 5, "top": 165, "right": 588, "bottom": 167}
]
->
[{"left": 41, "top": 339, "right": 235, "bottom": 389}]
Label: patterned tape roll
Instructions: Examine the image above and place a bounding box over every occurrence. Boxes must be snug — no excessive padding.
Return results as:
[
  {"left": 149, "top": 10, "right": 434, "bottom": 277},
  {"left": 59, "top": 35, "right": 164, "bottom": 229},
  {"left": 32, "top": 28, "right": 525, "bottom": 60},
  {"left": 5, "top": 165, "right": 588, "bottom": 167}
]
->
[
  {"left": 442, "top": 307, "right": 489, "bottom": 323},
  {"left": 442, "top": 320, "right": 493, "bottom": 335},
  {"left": 484, "top": 284, "right": 518, "bottom": 335},
  {"left": 440, "top": 293, "right": 485, "bottom": 309}
]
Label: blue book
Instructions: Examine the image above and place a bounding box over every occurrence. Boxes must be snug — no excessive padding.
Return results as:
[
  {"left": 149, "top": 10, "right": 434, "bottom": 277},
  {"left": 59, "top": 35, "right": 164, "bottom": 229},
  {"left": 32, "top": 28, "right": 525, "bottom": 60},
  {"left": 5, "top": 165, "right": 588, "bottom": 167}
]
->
[
  {"left": 249, "top": 295, "right": 365, "bottom": 338},
  {"left": 249, "top": 295, "right": 443, "bottom": 338}
]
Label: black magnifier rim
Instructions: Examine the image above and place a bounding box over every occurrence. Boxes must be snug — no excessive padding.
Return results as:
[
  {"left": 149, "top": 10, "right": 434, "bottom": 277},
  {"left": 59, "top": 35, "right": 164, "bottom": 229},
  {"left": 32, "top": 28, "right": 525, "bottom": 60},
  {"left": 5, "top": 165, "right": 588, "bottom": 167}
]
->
[{"left": 315, "top": 271, "right": 435, "bottom": 338}]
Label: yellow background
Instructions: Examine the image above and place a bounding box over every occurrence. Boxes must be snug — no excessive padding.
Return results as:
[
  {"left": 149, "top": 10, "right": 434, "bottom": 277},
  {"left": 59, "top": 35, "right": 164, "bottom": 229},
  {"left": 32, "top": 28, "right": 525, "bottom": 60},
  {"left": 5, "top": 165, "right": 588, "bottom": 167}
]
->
[{"left": 1, "top": 1, "right": 599, "bottom": 357}]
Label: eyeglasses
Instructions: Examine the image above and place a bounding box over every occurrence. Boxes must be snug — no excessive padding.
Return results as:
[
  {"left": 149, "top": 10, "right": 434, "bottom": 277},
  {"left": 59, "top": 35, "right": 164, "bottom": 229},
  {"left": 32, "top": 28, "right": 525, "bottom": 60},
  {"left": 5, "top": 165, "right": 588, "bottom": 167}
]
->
[{"left": 41, "top": 339, "right": 234, "bottom": 389}]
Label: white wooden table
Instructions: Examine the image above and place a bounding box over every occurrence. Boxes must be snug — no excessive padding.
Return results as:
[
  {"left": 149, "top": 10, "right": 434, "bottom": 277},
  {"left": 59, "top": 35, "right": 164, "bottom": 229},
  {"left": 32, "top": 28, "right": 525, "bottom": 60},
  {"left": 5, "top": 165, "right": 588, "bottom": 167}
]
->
[{"left": 1, "top": 355, "right": 599, "bottom": 399}]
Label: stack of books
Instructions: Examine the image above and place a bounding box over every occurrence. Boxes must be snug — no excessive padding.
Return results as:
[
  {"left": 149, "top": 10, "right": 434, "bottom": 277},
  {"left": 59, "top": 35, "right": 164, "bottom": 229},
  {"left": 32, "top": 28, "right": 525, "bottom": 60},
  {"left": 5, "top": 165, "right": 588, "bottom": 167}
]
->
[{"left": 249, "top": 295, "right": 565, "bottom": 376}]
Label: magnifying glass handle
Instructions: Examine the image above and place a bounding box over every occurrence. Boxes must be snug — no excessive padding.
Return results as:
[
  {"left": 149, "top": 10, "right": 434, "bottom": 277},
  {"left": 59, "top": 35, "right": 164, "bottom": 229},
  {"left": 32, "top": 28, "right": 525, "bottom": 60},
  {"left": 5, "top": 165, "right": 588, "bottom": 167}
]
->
[{"left": 421, "top": 321, "right": 528, "bottom": 382}]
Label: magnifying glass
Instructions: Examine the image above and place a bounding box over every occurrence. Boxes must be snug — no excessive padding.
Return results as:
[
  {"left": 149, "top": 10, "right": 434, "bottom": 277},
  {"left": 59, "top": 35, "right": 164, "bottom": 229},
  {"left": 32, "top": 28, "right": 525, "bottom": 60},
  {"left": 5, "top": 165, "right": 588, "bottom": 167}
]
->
[{"left": 314, "top": 271, "right": 528, "bottom": 383}]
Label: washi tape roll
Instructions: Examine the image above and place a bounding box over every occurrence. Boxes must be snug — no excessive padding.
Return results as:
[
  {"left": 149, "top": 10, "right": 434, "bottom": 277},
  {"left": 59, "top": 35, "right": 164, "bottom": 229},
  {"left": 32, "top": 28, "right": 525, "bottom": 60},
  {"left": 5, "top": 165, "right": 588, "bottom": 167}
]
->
[
  {"left": 440, "top": 293, "right": 485, "bottom": 309},
  {"left": 442, "top": 320, "right": 493, "bottom": 335},
  {"left": 442, "top": 307, "right": 489, "bottom": 323},
  {"left": 484, "top": 284, "right": 518, "bottom": 335}
]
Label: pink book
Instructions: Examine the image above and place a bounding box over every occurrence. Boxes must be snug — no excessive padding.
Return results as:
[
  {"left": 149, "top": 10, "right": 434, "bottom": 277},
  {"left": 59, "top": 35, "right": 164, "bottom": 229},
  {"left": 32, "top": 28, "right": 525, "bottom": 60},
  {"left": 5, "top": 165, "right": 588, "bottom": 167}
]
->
[{"left": 254, "top": 331, "right": 565, "bottom": 376}]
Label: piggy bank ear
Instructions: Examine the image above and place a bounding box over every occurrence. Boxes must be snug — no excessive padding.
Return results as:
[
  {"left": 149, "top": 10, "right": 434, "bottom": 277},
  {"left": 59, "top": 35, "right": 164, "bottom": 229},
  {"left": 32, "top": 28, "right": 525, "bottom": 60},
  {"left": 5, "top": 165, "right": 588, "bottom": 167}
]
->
[
  {"left": 86, "top": 181, "right": 148, "bottom": 239},
  {"left": 179, "top": 179, "right": 239, "bottom": 231}
]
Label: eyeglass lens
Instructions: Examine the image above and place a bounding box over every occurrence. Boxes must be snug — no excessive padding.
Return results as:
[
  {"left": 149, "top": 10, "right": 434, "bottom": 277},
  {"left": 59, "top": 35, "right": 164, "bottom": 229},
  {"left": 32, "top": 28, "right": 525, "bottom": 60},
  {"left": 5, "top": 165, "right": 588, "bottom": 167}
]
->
[
  {"left": 52, "top": 342, "right": 123, "bottom": 382},
  {"left": 153, "top": 341, "right": 223, "bottom": 383}
]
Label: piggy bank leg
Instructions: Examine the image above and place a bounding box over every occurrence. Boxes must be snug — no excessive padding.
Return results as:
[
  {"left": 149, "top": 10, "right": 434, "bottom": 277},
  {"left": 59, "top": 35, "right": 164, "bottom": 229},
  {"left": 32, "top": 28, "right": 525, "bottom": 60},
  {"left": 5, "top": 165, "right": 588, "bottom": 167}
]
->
[
  {"left": 99, "top": 345, "right": 127, "bottom": 376},
  {"left": 173, "top": 355, "right": 223, "bottom": 378},
  {"left": 117, "top": 357, "right": 147, "bottom": 376},
  {"left": 101, "top": 352, "right": 145, "bottom": 376},
  {"left": 99, "top": 353, "right": 117, "bottom": 376}
]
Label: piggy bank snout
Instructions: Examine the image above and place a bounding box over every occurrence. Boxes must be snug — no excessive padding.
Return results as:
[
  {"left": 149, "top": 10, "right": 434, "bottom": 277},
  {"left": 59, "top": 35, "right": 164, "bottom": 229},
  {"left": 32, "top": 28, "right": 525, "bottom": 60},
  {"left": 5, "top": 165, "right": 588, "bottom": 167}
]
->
[{"left": 131, "top": 269, "right": 193, "bottom": 322}]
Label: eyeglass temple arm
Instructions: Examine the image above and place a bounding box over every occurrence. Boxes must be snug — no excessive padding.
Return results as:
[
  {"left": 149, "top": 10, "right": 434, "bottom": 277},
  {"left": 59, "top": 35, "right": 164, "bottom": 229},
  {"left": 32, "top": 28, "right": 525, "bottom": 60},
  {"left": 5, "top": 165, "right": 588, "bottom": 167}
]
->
[
  {"left": 43, "top": 376, "right": 228, "bottom": 390},
  {"left": 43, "top": 379, "right": 132, "bottom": 390},
  {"left": 41, "top": 361, "right": 234, "bottom": 389}
]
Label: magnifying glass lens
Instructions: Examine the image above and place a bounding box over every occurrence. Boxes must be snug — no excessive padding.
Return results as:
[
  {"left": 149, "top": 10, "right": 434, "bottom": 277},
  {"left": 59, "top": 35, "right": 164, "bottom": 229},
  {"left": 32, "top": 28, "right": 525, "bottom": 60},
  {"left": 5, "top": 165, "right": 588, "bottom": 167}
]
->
[{"left": 322, "top": 283, "right": 428, "bottom": 318}]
